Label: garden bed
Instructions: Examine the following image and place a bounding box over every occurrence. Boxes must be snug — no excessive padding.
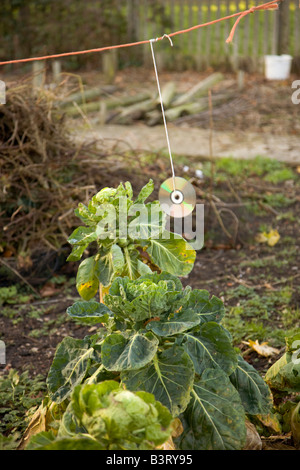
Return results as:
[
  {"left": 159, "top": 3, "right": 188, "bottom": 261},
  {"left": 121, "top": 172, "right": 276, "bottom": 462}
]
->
[{"left": 1, "top": 71, "right": 299, "bottom": 450}]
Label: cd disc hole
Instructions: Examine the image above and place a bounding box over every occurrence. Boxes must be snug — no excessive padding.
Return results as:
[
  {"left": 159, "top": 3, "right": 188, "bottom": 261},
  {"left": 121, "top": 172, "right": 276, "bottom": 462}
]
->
[{"left": 171, "top": 190, "right": 184, "bottom": 205}]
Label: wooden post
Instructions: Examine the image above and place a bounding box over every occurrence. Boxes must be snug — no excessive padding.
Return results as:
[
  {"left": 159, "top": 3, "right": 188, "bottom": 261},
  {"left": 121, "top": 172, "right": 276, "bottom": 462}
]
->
[
  {"left": 278, "top": 0, "right": 290, "bottom": 55},
  {"left": 52, "top": 60, "right": 61, "bottom": 84},
  {"left": 32, "top": 61, "right": 45, "bottom": 90},
  {"left": 237, "top": 70, "right": 245, "bottom": 91},
  {"left": 102, "top": 50, "right": 118, "bottom": 84},
  {"left": 196, "top": 0, "right": 203, "bottom": 71}
]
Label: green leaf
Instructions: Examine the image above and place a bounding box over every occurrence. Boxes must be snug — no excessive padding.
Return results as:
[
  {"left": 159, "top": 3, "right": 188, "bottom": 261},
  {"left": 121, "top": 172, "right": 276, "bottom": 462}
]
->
[
  {"left": 125, "top": 181, "right": 133, "bottom": 200},
  {"left": 28, "top": 433, "right": 104, "bottom": 450},
  {"left": 128, "top": 290, "right": 169, "bottom": 322},
  {"left": 121, "top": 246, "right": 142, "bottom": 281},
  {"left": 137, "top": 259, "right": 152, "bottom": 276},
  {"left": 265, "top": 351, "right": 300, "bottom": 393},
  {"left": 66, "top": 244, "right": 88, "bottom": 262},
  {"left": 96, "top": 245, "right": 125, "bottom": 287},
  {"left": 134, "top": 179, "right": 154, "bottom": 205},
  {"left": 76, "top": 256, "right": 99, "bottom": 300},
  {"left": 47, "top": 336, "right": 96, "bottom": 403},
  {"left": 104, "top": 272, "right": 187, "bottom": 323},
  {"left": 141, "top": 271, "right": 183, "bottom": 291},
  {"left": 26, "top": 431, "right": 57, "bottom": 449},
  {"left": 121, "top": 346, "right": 194, "bottom": 417},
  {"left": 181, "top": 322, "right": 238, "bottom": 376},
  {"left": 68, "top": 226, "right": 97, "bottom": 246},
  {"left": 146, "top": 308, "right": 200, "bottom": 337},
  {"left": 128, "top": 201, "right": 166, "bottom": 240},
  {"left": 68, "top": 381, "right": 173, "bottom": 449},
  {"left": 74, "top": 202, "right": 97, "bottom": 225},
  {"left": 66, "top": 301, "right": 112, "bottom": 325},
  {"left": 177, "top": 369, "right": 247, "bottom": 450},
  {"left": 105, "top": 281, "right": 168, "bottom": 323},
  {"left": 142, "top": 231, "right": 196, "bottom": 277},
  {"left": 101, "top": 332, "right": 159, "bottom": 371},
  {"left": 184, "top": 289, "right": 225, "bottom": 324},
  {"left": 291, "top": 402, "right": 300, "bottom": 448},
  {"left": 229, "top": 355, "right": 273, "bottom": 415}
]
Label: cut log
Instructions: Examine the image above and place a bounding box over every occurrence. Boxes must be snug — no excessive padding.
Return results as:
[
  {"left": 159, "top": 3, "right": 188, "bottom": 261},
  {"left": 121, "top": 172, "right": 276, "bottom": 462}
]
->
[
  {"left": 145, "top": 109, "right": 164, "bottom": 127},
  {"left": 146, "top": 99, "right": 208, "bottom": 126},
  {"left": 164, "top": 102, "right": 209, "bottom": 121},
  {"left": 147, "top": 91, "right": 234, "bottom": 126},
  {"left": 112, "top": 99, "right": 156, "bottom": 125},
  {"left": 63, "top": 92, "right": 153, "bottom": 117},
  {"left": 171, "top": 72, "right": 224, "bottom": 107},
  {"left": 155, "top": 81, "right": 176, "bottom": 109},
  {"left": 59, "top": 87, "right": 113, "bottom": 108}
]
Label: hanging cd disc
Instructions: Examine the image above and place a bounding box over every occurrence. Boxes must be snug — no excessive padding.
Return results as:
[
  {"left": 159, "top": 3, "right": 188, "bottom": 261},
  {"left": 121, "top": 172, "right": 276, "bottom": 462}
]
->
[{"left": 159, "top": 177, "right": 196, "bottom": 218}]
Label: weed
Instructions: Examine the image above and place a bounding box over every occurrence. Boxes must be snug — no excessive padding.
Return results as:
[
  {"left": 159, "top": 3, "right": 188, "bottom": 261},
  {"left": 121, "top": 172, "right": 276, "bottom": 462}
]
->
[
  {"left": 264, "top": 168, "right": 296, "bottom": 185},
  {"left": 221, "top": 282, "right": 299, "bottom": 348},
  {"left": 0, "top": 285, "right": 32, "bottom": 307},
  {"left": 0, "top": 369, "right": 46, "bottom": 449},
  {"left": 263, "top": 193, "right": 296, "bottom": 208},
  {"left": 203, "top": 156, "right": 295, "bottom": 183}
]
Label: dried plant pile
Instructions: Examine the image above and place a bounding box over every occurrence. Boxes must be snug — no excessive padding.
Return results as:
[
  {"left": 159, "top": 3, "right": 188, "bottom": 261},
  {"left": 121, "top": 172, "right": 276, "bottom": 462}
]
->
[{"left": 0, "top": 84, "right": 130, "bottom": 271}]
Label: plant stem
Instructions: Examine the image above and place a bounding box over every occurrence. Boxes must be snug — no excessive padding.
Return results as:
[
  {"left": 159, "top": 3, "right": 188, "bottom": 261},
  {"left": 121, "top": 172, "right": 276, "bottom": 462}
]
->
[
  {"left": 85, "top": 364, "right": 105, "bottom": 384},
  {"left": 99, "top": 283, "right": 103, "bottom": 303}
]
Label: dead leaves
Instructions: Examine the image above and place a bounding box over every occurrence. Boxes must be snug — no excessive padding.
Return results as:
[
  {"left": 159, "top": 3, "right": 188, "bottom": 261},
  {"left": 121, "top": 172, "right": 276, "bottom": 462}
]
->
[
  {"left": 255, "top": 229, "right": 280, "bottom": 247},
  {"left": 243, "top": 339, "right": 280, "bottom": 358},
  {"left": 158, "top": 418, "right": 183, "bottom": 451},
  {"left": 243, "top": 420, "right": 262, "bottom": 450}
]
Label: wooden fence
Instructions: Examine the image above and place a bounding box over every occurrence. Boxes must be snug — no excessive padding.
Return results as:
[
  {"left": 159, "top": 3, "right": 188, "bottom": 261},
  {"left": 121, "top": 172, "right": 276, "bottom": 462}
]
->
[
  {"left": 125, "top": 0, "right": 300, "bottom": 72},
  {"left": 1, "top": 0, "right": 299, "bottom": 74}
]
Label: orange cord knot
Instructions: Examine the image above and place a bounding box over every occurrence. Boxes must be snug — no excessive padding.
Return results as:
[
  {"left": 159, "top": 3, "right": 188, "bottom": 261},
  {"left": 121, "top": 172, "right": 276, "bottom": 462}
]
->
[{"left": 226, "top": 1, "right": 281, "bottom": 44}]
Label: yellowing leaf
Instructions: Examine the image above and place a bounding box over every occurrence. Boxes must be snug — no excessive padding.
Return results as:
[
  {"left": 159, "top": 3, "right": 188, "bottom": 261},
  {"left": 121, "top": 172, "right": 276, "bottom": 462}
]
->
[
  {"left": 78, "top": 280, "right": 99, "bottom": 300},
  {"left": 256, "top": 413, "right": 282, "bottom": 434},
  {"left": 158, "top": 436, "right": 176, "bottom": 450},
  {"left": 255, "top": 229, "right": 280, "bottom": 247},
  {"left": 246, "top": 339, "right": 280, "bottom": 357},
  {"left": 157, "top": 418, "right": 183, "bottom": 450}
]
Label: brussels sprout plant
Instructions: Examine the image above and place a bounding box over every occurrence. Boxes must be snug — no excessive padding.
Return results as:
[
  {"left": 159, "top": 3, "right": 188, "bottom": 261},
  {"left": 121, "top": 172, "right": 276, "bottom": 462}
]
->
[
  {"left": 24, "top": 179, "right": 274, "bottom": 451},
  {"left": 45, "top": 272, "right": 273, "bottom": 450},
  {"left": 27, "top": 381, "right": 174, "bottom": 450},
  {"left": 67, "top": 179, "right": 196, "bottom": 301}
]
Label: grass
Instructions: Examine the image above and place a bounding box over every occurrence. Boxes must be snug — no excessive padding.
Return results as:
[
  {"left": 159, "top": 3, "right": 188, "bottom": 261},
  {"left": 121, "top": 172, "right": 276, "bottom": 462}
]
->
[
  {"left": 202, "top": 155, "right": 296, "bottom": 183},
  {"left": 0, "top": 369, "right": 46, "bottom": 450},
  {"left": 221, "top": 280, "right": 300, "bottom": 347}
]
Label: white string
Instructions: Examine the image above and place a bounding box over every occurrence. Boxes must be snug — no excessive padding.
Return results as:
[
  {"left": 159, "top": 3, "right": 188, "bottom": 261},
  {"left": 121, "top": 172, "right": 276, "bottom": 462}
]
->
[{"left": 149, "top": 37, "right": 176, "bottom": 192}]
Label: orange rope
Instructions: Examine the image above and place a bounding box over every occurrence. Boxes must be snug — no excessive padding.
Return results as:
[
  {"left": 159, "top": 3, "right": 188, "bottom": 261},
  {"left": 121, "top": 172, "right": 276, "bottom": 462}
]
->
[{"left": 0, "top": 0, "right": 281, "bottom": 67}]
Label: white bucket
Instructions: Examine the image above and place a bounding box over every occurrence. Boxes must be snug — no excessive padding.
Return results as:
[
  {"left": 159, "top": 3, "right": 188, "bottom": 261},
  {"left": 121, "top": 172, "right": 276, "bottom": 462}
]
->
[{"left": 264, "top": 55, "right": 293, "bottom": 80}]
